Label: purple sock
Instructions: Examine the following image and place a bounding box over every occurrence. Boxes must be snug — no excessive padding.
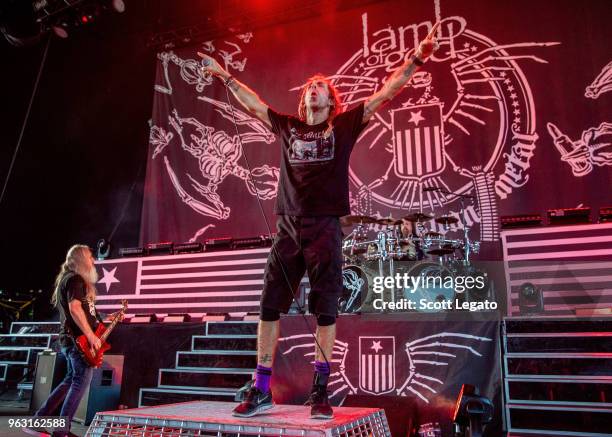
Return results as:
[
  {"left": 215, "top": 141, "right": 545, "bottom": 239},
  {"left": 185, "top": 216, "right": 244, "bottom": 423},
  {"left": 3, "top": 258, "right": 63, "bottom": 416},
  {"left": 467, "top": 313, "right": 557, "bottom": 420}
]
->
[
  {"left": 314, "top": 360, "right": 331, "bottom": 386},
  {"left": 254, "top": 364, "right": 272, "bottom": 393}
]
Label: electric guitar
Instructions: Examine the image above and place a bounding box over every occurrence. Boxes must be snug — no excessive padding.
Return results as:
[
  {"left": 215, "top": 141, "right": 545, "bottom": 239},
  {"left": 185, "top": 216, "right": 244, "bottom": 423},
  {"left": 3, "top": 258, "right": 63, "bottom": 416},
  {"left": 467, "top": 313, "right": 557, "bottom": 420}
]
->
[{"left": 76, "top": 299, "right": 128, "bottom": 367}]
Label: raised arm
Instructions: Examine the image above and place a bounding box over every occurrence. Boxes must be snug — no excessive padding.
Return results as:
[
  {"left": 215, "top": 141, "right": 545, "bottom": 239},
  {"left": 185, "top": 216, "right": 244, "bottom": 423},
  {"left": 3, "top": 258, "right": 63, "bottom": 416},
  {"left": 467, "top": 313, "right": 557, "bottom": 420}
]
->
[
  {"left": 362, "top": 22, "right": 440, "bottom": 123},
  {"left": 198, "top": 53, "right": 271, "bottom": 128}
]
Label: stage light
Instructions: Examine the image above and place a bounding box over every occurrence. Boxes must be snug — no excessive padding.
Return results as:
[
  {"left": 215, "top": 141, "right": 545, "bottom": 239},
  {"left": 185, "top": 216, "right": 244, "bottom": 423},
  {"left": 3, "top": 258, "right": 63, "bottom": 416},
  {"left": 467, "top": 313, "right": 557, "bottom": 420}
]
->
[
  {"left": 518, "top": 282, "right": 544, "bottom": 315},
  {"left": 146, "top": 241, "right": 173, "bottom": 255},
  {"left": 173, "top": 242, "right": 203, "bottom": 254},
  {"left": 119, "top": 246, "right": 146, "bottom": 257},
  {"left": 96, "top": 239, "right": 111, "bottom": 260},
  {"left": 452, "top": 384, "right": 493, "bottom": 437}
]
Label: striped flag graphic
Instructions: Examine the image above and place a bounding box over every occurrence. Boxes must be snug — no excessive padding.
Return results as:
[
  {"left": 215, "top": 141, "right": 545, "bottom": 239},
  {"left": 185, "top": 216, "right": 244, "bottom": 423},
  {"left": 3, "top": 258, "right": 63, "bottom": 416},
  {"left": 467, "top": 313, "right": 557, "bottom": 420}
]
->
[
  {"left": 501, "top": 223, "right": 612, "bottom": 316},
  {"left": 391, "top": 104, "right": 446, "bottom": 181},
  {"left": 359, "top": 336, "right": 395, "bottom": 395},
  {"left": 94, "top": 248, "right": 309, "bottom": 316}
]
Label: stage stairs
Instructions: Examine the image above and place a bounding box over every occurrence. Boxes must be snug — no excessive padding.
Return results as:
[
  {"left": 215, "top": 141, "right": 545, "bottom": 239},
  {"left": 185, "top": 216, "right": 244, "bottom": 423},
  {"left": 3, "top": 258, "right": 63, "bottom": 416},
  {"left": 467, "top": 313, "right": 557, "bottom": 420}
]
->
[
  {"left": 138, "top": 321, "right": 257, "bottom": 407},
  {"left": 0, "top": 321, "right": 60, "bottom": 395},
  {"left": 503, "top": 317, "right": 612, "bottom": 437}
]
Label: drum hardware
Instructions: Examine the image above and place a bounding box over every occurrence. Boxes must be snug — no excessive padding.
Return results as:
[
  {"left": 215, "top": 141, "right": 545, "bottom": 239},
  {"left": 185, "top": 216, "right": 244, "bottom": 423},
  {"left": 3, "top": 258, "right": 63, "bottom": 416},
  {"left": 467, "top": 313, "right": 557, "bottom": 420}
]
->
[
  {"left": 338, "top": 192, "right": 485, "bottom": 313},
  {"left": 435, "top": 215, "right": 459, "bottom": 226},
  {"left": 423, "top": 187, "right": 477, "bottom": 264},
  {"left": 376, "top": 217, "right": 402, "bottom": 226},
  {"left": 339, "top": 265, "right": 370, "bottom": 313},
  {"left": 402, "top": 212, "right": 433, "bottom": 222}
]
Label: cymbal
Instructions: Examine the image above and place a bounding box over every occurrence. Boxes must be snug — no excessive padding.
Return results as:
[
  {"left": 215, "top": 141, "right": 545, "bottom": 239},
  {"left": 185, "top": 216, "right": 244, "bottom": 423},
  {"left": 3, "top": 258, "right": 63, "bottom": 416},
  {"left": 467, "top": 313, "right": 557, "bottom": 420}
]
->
[
  {"left": 402, "top": 212, "right": 433, "bottom": 222},
  {"left": 435, "top": 216, "right": 459, "bottom": 225},
  {"left": 340, "top": 215, "right": 377, "bottom": 226},
  {"left": 377, "top": 218, "right": 402, "bottom": 226}
]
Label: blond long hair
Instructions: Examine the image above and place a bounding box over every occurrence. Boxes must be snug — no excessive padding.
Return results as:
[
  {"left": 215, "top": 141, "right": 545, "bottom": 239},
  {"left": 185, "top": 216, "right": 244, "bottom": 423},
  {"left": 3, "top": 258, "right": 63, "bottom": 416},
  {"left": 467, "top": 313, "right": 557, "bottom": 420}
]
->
[
  {"left": 297, "top": 74, "right": 342, "bottom": 129},
  {"left": 51, "top": 244, "right": 97, "bottom": 307}
]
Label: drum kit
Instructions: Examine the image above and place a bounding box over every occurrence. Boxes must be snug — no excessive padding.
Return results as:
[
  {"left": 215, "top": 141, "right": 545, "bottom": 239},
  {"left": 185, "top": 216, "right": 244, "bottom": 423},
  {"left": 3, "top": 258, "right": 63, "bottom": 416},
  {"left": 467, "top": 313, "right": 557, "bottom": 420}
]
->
[{"left": 338, "top": 191, "right": 485, "bottom": 313}]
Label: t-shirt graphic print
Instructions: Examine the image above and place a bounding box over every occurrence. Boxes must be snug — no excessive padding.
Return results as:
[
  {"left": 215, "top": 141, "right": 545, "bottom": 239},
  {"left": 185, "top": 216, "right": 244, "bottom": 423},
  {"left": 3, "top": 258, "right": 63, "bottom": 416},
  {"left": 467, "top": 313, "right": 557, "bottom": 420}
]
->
[
  {"left": 267, "top": 103, "right": 366, "bottom": 216},
  {"left": 288, "top": 128, "right": 335, "bottom": 164}
]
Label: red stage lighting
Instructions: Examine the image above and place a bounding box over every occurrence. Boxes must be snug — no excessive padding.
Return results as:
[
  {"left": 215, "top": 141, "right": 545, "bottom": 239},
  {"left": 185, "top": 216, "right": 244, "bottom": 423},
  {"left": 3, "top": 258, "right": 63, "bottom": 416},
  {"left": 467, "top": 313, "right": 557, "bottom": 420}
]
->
[{"left": 81, "top": 15, "right": 89, "bottom": 24}]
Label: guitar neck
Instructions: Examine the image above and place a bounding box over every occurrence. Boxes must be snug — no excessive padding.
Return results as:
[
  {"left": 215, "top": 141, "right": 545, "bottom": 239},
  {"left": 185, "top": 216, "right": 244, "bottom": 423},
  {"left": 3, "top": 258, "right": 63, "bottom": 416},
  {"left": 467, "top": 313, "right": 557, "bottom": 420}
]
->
[{"left": 99, "top": 312, "right": 123, "bottom": 342}]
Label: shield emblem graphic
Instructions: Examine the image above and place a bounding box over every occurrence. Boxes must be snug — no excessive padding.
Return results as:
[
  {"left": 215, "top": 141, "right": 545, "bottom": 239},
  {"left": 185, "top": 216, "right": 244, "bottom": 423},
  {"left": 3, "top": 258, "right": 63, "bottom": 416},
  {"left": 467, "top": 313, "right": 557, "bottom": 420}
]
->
[
  {"left": 359, "top": 336, "right": 395, "bottom": 395},
  {"left": 391, "top": 104, "right": 446, "bottom": 181}
]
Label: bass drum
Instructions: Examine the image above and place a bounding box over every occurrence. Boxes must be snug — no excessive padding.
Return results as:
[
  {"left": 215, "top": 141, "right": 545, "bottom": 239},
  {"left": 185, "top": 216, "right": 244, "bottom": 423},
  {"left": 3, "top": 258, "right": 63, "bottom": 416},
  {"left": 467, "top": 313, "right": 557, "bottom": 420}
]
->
[
  {"left": 400, "top": 262, "right": 455, "bottom": 312},
  {"left": 339, "top": 264, "right": 374, "bottom": 313}
]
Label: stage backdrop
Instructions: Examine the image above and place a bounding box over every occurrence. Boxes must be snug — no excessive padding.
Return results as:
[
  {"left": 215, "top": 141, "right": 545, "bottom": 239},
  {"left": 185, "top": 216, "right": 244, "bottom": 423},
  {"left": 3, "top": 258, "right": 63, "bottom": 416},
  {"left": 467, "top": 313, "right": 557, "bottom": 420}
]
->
[
  {"left": 275, "top": 314, "right": 502, "bottom": 436},
  {"left": 140, "top": 0, "right": 612, "bottom": 245}
]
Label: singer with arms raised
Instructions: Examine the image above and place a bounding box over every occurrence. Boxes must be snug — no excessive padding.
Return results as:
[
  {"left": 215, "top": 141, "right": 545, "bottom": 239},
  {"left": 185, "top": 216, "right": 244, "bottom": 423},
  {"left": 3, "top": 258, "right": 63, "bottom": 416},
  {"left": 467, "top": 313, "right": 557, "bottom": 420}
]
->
[{"left": 199, "top": 23, "right": 440, "bottom": 419}]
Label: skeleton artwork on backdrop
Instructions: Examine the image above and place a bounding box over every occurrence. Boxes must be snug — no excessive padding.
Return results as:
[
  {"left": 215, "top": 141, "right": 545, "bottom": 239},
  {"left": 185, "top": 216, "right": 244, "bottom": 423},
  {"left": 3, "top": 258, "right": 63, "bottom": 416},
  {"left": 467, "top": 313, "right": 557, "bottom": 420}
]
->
[
  {"left": 585, "top": 60, "right": 612, "bottom": 99},
  {"left": 151, "top": 103, "right": 278, "bottom": 240},
  {"left": 547, "top": 121, "right": 612, "bottom": 177},
  {"left": 151, "top": 34, "right": 280, "bottom": 242},
  {"left": 547, "top": 58, "right": 612, "bottom": 177}
]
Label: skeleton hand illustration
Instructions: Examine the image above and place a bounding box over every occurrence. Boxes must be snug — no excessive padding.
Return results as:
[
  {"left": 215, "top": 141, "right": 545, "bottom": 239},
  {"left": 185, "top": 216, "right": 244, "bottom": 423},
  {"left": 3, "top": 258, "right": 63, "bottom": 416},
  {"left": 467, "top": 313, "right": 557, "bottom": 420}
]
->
[
  {"left": 585, "top": 60, "right": 612, "bottom": 99},
  {"left": 547, "top": 121, "right": 612, "bottom": 176}
]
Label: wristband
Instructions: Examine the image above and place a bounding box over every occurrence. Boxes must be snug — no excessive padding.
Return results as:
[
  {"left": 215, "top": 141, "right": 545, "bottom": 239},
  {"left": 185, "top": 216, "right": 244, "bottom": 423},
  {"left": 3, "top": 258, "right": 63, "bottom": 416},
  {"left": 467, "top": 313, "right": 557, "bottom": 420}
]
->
[
  {"left": 224, "top": 75, "right": 235, "bottom": 87},
  {"left": 410, "top": 54, "right": 425, "bottom": 66}
]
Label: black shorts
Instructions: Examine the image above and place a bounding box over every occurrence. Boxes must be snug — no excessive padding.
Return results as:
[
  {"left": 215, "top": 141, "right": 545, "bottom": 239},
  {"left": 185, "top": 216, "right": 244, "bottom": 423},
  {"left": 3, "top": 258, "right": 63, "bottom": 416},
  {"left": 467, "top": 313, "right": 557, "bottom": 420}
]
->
[{"left": 260, "top": 215, "right": 342, "bottom": 317}]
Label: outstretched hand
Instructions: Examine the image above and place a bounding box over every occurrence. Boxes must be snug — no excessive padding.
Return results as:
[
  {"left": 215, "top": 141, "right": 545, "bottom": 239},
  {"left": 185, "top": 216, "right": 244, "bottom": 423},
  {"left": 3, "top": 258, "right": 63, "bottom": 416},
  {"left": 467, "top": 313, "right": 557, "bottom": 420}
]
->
[
  {"left": 416, "top": 22, "right": 441, "bottom": 60},
  {"left": 197, "top": 52, "right": 227, "bottom": 78}
]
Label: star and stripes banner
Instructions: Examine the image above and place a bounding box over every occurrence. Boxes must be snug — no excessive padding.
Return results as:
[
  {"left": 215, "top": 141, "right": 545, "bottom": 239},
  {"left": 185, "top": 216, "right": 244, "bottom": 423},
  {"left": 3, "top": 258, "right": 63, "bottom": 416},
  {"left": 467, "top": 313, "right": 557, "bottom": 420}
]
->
[
  {"left": 140, "top": 0, "right": 612, "bottom": 248},
  {"left": 275, "top": 315, "right": 502, "bottom": 436},
  {"left": 94, "top": 248, "right": 308, "bottom": 317},
  {"left": 502, "top": 222, "right": 612, "bottom": 316}
]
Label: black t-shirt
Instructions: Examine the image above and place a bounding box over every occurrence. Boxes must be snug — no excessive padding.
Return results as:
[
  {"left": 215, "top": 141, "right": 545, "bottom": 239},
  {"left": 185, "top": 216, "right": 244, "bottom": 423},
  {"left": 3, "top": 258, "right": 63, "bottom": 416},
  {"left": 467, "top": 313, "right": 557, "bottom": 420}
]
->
[
  {"left": 57, "top": 271, "right": 100, "bottom": 347},
  {"left": 267, "top": 103, "right": 367, "bottom": 217}
]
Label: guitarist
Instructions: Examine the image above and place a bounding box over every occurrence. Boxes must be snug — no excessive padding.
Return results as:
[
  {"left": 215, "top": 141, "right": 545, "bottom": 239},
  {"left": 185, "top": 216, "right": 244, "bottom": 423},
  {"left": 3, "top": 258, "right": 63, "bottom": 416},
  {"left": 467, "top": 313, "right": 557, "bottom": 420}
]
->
[{"left": 26, "top": 245, "right": 115, "bottom": 437}]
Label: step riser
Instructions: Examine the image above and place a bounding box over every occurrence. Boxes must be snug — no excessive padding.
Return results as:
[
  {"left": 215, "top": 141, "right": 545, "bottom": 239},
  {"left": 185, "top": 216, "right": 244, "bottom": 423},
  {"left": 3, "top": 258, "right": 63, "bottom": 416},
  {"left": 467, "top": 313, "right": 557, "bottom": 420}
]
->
[
  {"left": 508, "top": 380, "right": 612, "bottom": 405},
  {"left": 159, "top": 370, "right": 251, "bottom": 390},
  {"left": 177, "top": 353, "right": 256, "bottom": 369},
  {"left": 2, "top": 364, "right": 32, "bottom": 384},
  {"left": 192, "top": 337, "right": 256, "bottom": 351},
  {"left": 508, "top": 406, "right": 612, "bottom": 435},
  {"left": 0, "top": 350, "right": 30, "bottom": 364},
  {"left": 11, "top": 322, "right": 61, "bottom": 334},
  {"left": 206, "top": 322, "right": 257, "bottom": 336},
  {"left": 0, "top": 336, "right": 52, "bottom": 348},
  {"left": 507, "top": 337, "right": 612, "bottom": 353},
  {"left": 505, "top": 320, "right": 612, "bottom": 334},
  {"left": 507, "top": 357, "right": 612, "bottom": 377}
]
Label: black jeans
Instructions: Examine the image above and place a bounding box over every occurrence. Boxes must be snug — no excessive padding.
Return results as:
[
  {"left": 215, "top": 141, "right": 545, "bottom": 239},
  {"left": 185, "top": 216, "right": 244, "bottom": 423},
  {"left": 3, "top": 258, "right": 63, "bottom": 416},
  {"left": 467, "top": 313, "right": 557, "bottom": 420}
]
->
[{"left": 261, "top": 215, "right": 343, "bottom": 317}]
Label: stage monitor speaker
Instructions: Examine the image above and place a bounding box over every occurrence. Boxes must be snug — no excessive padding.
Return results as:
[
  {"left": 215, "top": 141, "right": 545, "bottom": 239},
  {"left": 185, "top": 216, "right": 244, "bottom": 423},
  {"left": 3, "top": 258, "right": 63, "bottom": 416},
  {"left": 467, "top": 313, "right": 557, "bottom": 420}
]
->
[
  {"left": 30, "top": 350, "right": 68, "bottom": 413},
  {"left": 341, "top": 394, "right": 419, "bottom": 437},
  {"left": 74, "top": 354, "right": 124, "bottom": 426}
]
